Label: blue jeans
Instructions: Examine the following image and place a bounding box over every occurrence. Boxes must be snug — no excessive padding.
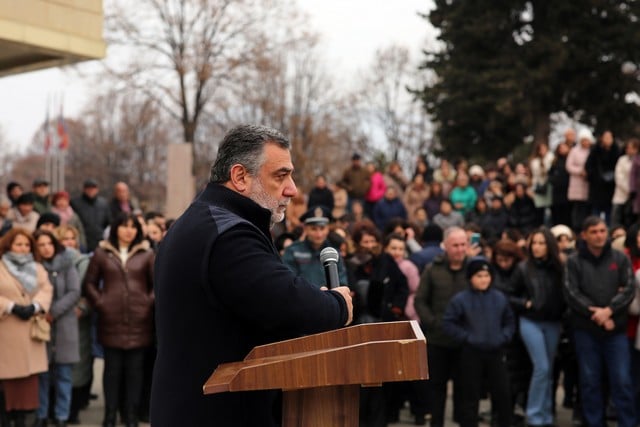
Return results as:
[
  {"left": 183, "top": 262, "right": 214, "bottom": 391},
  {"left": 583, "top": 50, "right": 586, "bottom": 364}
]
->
[
  {"left": 630, "top": 341, "right": 640, "bottom": 426},
  {"left": 574, "top": 330, "right": 636, "bottom": 427},
  {"left": 37, "top": 363, "right": 73, "bottom": 421},
  {"left": 518, "top": 317, "right": 561, "bottom": 425}
]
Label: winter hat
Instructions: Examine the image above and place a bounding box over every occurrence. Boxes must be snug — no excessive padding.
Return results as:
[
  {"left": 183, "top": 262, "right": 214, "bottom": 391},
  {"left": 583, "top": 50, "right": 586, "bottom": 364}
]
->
[
  {"left": 36, "top": 212, "right": 61, "bottom": 229},
  {"left": 550, "top": 224, "right": 575, "bottom": 248},
  {"left": 83, "top": 179, "right": 98, "bottom": 188},
  {"left": 577, "top": 128, "right": 595, "bottom": 143},
  {"left": 469, "top": 165, "right": 485, "bottom": 177},
  {"left": 466, "top": 256, "right": 492, "bottom": 279},
  {"left": 421, "top": 224, "right": 444, "bottom": 243}
]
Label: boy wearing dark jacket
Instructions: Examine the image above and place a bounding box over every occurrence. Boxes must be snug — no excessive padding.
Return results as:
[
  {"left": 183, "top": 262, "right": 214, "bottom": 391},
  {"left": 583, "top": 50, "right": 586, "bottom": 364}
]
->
[{"left": 442, "top": 257, "right": 516, "bottom": 427}]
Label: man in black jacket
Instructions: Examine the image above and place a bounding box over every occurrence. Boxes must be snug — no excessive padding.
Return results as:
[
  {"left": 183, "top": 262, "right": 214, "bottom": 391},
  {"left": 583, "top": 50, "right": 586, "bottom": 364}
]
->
[
  {"left": 564, "top": 216, "right": 636, "bottom": 427},
  {"left": 414, "top": 227, "right": 470, "bottom": 427},
  {"left": 70, "top": 179, "right": 111, "bottom": 252},
  {"left": 150, "top": 125, "right": 353, "bottom": 427}
]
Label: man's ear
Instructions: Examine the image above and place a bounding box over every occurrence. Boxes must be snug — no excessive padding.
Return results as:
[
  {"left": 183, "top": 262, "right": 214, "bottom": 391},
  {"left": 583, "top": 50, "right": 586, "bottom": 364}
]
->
[{"left": 228, "top": 164, "right": 251, "bottom": 193}]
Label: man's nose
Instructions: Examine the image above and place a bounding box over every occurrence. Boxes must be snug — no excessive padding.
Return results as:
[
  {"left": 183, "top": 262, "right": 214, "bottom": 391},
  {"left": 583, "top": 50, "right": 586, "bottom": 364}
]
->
[{"left": 283, "top": 177, "right": 297, "bottom": 197}]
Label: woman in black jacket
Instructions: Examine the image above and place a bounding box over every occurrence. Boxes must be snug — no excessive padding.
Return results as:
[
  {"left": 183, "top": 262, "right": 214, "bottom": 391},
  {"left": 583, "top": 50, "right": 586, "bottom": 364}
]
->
[
  {"left": 509, "top": 227, "right": 565, "bottom": 427},
  {"left": 507, "top": 183, "right": 539, "bottom": 234},
  {"left": 548, "top": 142, "right": 571, "bottom": 227}
]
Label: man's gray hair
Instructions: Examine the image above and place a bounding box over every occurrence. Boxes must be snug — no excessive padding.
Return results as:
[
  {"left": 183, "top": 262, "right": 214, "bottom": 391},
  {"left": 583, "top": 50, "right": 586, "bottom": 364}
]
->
[
  {"left": 443, "top": 226, "right": 465, "bottom": 242},
  {"left": 209, "top": 124, "right": 290, "bottom": 183}
]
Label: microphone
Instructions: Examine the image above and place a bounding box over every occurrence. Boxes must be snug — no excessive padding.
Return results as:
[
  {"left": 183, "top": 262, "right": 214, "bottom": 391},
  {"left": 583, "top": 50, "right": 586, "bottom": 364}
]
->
[{"left": 319, "top": 247, "right": 340, "bottom": 289}]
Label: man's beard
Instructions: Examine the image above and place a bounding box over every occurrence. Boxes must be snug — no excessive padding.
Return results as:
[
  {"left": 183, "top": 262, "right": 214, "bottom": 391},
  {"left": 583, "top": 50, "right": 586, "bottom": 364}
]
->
[{"left": 248, "top": 178, "right": 287, "bottom": 227}]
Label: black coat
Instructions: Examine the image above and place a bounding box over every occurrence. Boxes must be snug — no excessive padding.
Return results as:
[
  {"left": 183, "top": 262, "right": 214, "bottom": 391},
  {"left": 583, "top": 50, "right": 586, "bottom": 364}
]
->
[
  {"left": 346, "top": 252, "right": 409, "bottom": 324},
  {"left": 70, "top": 194, "right": 111, "bottom": 252},
  {"left": 307, "top": 187, "right": 335, "bottom": 212},
  {"left": 508, "top": 196, "right": 538, "bottom": 234},
  {"left": 549, "top": 155, "right": 570, "bottom": 205},
  {"left": 585, "top": 143, "right": 621, "bottom": 205},
  {"left": 509, "top": 259, "right": 566, "bottom": 322},
  {"left": 150, "top": 184, "right": 349, "bottom": 427},
  {"left": 564, "top": 241, "right": 635, "bottom": 337},
  {"left": 480, "top": 208, "right": 509, "bottom": 240}
]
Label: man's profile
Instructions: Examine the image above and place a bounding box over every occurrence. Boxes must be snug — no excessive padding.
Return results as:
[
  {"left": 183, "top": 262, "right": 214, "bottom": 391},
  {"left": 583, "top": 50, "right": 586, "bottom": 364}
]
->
[{"left": 150, "top": 125, "right": 353, "bottom": 426}]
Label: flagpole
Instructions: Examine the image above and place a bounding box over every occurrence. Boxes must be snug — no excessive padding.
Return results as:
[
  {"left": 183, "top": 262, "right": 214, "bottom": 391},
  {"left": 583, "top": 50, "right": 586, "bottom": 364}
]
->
[
  {"left": 45, "top": 151, "right": 50, "bottom": 186},
  {"left": 60, "top": 150, "right": 66, "bottom": 191},
  {"left": 58, "top": 92, "right": 66, "bottom": 191},
  {"left": 44, "top": 95, "right": 51, "bottom": 185},
  {"left": 52, "top": 93, "right": 58, "bottom": 192}
]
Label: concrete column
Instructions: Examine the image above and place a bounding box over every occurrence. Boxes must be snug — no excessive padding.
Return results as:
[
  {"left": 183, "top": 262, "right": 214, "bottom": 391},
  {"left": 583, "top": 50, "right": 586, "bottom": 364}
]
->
[{"left": 165, "top": 143, "right": 196, "bottom": 219}]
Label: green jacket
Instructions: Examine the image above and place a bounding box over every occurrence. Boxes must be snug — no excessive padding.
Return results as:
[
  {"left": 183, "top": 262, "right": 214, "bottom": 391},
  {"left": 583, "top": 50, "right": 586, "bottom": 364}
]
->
[{"left": 414, "top": 254, "right": 468, "bottom": 347}]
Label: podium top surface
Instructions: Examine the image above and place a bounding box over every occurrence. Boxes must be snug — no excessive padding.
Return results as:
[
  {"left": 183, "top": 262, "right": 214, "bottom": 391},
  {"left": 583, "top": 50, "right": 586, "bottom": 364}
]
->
[{"left": 203, "top": 321, "right": 428, "bottom": 394}]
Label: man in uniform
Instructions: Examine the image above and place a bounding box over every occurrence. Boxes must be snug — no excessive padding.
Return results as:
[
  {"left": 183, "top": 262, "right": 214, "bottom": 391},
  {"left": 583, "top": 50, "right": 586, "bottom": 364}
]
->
[{"left": 282, "top": 206, "right": 348, "bottom": 287}]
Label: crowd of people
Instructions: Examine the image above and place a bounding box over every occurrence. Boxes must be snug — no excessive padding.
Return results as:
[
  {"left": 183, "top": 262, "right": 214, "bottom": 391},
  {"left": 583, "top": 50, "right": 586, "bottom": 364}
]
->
[
  {"left": 0, "top": 179, "right": 167, "bottom": 427},
  {"left": 271, "top": 126, "right": 640, "bottom": 427},
  {"left": 0, "top": 124, "right": 639, "bottom": 427}
]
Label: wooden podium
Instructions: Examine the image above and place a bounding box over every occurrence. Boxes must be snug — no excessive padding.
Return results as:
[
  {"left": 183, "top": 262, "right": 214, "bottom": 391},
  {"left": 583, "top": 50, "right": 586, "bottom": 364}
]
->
[{"left": 203, "top": 320, "right": 428, "bottom": 426}]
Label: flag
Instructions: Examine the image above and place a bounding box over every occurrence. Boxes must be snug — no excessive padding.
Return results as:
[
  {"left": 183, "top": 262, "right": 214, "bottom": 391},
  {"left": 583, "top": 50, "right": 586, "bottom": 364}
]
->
[
  {"left": 57, "top": 103, "right": 69, "bottom": 150},
  {"left": 44, "top": 103, "right": 51, "bottom": 154}
]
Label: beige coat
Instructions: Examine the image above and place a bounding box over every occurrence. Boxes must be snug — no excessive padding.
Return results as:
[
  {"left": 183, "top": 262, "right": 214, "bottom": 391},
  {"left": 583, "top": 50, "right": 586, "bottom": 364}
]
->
[{"left": 0, "top": 260, "right": 53, "bottom": 379}]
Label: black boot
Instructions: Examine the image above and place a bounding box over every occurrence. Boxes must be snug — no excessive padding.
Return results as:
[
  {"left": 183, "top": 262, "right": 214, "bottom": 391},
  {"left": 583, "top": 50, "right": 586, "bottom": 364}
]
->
[
  {"left": 124, "top": 406, "right": 138, "bottom": 427},
  {"left": 13, "top": 411, "right": 26, "bottom": 427},
  {"left": 31, "top": 418, "right": 48, "bottom": 427},
  {"left": 0, "top": 393, "right": 9, "bottom": 427},
  {"left": 102, "top": 408, "right": 116, "bottom": 427}
]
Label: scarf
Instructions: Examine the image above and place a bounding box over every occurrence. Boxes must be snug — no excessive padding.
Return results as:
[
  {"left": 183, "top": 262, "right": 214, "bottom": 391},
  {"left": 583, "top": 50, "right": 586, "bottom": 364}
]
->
[
  {"left": 41, "top": 248, "right": 75, "bottom": 282},
  {"left": 2, "top": 252, "right": 38, "bottom": 293},
  {"left": 52, "top": 206, "right": 74, "bottom": 225}
]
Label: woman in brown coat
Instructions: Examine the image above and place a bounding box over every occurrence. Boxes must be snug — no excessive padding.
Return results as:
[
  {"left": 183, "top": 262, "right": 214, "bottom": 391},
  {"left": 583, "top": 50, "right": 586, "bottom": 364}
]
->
[
  {"left": 0, "top": 228, "right": 53, "bottom": 427},
  {"left": 83, "top": 213, "right": 154, "bottom": 427}
]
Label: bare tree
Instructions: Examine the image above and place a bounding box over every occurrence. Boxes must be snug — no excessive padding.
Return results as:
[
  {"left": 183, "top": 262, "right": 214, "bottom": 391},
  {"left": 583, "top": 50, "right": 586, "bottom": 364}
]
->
[
  {"left": 216, "top": 24, "right": 368, "bottom": 190},
  {"left": 104, "top": 0, "right": 298, "bottom": 145},
  {"left": 60, "top": 91, "right": 172, "bottom": 209},
  {"left": 358, "top": 44, "right": 434, "bottom": 169}
]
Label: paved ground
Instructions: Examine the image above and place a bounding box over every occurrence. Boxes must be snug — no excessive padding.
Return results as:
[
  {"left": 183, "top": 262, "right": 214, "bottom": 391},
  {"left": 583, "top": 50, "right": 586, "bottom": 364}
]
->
[{"left": 71, "top": 359, "right": 573, "bottom": 426}]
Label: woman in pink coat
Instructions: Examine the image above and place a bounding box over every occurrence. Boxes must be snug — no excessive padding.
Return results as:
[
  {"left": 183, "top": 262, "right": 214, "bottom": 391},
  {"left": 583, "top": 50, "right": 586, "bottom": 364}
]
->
[
  {"left": 364, "top": 162, "right": 387, "bottom": 218},
  {"left": 566, "top": 129, "right": 594, "bottom": 230},
  {"left": 0, "top": 228, "right": 53, "bottom": 427}
]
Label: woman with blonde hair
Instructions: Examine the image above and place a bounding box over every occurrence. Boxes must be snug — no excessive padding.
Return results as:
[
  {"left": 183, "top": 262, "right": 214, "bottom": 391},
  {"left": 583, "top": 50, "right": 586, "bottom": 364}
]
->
[
  {"left": 32, "top": 229, "right": 80, "bottom": 427},
  {"left": 0, "top": 228, "right": 52, "bottom": 427},
  {"left": 55, "top": 224, "right": 93, "bottom": 424}
]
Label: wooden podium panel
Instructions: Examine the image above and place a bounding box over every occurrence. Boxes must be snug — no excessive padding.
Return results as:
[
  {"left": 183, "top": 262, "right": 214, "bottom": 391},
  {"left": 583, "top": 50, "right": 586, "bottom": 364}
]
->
[{"left": 203, "top": 321, "right": 428, "bottom": 427}]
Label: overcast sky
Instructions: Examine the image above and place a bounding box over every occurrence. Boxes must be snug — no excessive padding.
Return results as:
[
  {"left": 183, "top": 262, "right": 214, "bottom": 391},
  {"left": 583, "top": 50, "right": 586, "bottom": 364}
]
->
[{"left": 0, "top": 0, "right": 433, "bottom": 152}]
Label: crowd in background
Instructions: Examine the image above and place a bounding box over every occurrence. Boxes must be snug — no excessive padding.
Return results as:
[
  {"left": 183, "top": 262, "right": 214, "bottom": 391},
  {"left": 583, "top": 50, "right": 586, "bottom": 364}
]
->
[
  {"left": 0, "top": 125, "right": 639, "bottom": 427},
  {"left": 0, "top": 179, "right": 167, "bottom": 427},
  {"left": 271, "top": 126, "right": 640, "bottom": 427}
]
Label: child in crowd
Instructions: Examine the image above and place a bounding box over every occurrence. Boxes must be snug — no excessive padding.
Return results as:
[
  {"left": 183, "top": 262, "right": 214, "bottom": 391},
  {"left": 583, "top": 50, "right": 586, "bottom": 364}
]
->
[{"left": 442, "top": 257, "right": 515, "bottom": 427}]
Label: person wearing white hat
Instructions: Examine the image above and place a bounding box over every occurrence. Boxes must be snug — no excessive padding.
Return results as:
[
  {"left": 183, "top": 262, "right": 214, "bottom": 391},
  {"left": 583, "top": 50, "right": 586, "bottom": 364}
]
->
[{"left": 566, "top": 129, "right": 594, "bottom": 230}]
